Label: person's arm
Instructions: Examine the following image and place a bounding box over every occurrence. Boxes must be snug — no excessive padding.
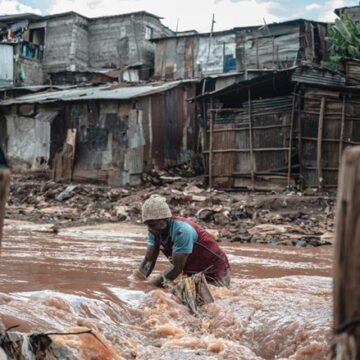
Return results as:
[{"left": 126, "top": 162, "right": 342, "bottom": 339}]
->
[
  {"left": 138, "top": 245, "right": 160, "bottom": 278},
  {"left": 151, "top": 253, "right": 189, "bottom": 287}
]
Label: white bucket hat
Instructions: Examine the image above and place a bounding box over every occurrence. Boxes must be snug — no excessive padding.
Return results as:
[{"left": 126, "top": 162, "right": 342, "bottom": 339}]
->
[{"left": 142, "top": 195, "right": 172, "bottom": 223}]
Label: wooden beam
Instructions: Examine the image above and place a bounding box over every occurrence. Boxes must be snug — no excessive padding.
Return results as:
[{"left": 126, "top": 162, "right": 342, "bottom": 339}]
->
[
  {"left": 297, "top": 93, "right": 303, "bottom": 189},
  {"left": 339, "top": 95, "right": 346, "bottom": 168},
  {"left": 207, "top": 124, "right": 291, "bottom": 133},
  {"left": 334, "top": 147, "right": 360, "bottom": 358},
  {"left": 317, "top": 97, "right": 325, "bottom": 191},
  {"left": 248, "top": 87, "right": 255, "bottom": 189},
  {"left": 302, "top": 137, "right": 360, "bottom": 145},
  {"left": 287, "top": 92, "right": 296, "bottom": 188},
  {"left": 208, "top": 110, "right": 214, "bottom": 189},
  {"left": 203, "top": 147, "right": 293, "bottom": 154}
]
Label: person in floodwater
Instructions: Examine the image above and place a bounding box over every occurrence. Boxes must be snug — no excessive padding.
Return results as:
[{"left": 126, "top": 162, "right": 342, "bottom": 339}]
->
[{"left": 137, "top": 195, "right": 230, "bottom": 288}]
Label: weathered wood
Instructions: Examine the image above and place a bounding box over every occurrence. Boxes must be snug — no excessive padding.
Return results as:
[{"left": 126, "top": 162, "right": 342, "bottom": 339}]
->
[
  {"left": 334, "top": 147, "right": 360, "bottom": 358},
  {"left": 52, "top": 129, "right": 77, "bottom": 183},
  {"left": 203, "top": 147, "right": 292, "bottom": 153},
  {"left": 207, "top": 124, "right": 291, "bottom": 133},
  {"left": 0, "top": 168, "right": 10, "bottom": 245},
  {"left": 248, "top": 87, "right": 255, "bottom": 189},
  {"left": 297, "top": 94, "right": 303, "bottom": 188},
  {"left": 316, "top": 97, "right": 325, "bottom": 191},
  {"left": 339, "top": 96, "right": 346, "bottom": 168},
  {"left": 287, "top": 93, "right": 296, "bottom": 187},
  {"left": 302, "top": 137, "right": 360, "bottom": 145},
  {"left": 208, "top": 111, "right": 214, "bottom": 189}
]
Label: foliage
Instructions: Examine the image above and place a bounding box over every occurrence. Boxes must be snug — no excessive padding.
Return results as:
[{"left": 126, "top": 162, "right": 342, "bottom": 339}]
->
[{"left": 325, "top": 14, "right": 360, "bottom": 70}]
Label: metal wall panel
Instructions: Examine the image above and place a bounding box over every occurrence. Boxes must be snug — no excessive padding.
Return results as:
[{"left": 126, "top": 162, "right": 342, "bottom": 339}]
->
[{"left": 0, "top": 45, "right": 14, "bottom": 86}]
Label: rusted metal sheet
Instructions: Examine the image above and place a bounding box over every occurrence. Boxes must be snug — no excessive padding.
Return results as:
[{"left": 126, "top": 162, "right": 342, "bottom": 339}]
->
[
  {"left": 150, "top": 94, "right": 165, "bottom": 169},
  {"left": 235, "top": 20, "right": 326, "bottom": 72},
  {"left": 1, "top": 82, "right": 196, "bottom": 186},
  {"left": 0, "top": 44, "right": 14, "bottom": 86},
  {"left": 123, "top": 110, "right": 145, "bottom": 185},
  {"left": 5, "top": 109, "right": 58, "bottom": 171},
  {"left": 150, "top": 84, "right": 196, "bottom": 170},
  {"left": 292, "top": 67, "right": 345, "bottom": 87},
  {"left": 184, "top": 37, "right": 196, "bottom": 79},
  {"left": 304, "top": 22, "right": 315, "bottom": 62},
  {"left": 344, "top": 59, "right": 360, "bottom": 85}
]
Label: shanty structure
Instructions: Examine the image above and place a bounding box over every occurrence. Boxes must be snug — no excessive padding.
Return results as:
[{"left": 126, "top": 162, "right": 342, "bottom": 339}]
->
[
  {"left": 0, "top": 11, "right": 173, "bottom": 87},
  {"left": 151, "top": 19, "right": 327, "bottom": 81},
  {"left": 196, "top": 65, "right": 360, "bottom": 190},
  {"left": 0, "top": 80, "right": 197, "bottom": 185}
]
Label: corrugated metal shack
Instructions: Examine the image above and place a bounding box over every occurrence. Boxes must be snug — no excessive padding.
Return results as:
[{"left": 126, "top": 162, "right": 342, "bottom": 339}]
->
[
  {"left": 151, "top": 19, "right": 327, "bottom": 81},
  {"left": 0, "top": 80, "right": 197, "bottom": 185},
  {"left": 197, "top": 65, "right": 360, "bottom": 190}
]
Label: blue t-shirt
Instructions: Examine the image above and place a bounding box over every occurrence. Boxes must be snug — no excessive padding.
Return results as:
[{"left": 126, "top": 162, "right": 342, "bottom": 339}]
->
[{"left": 147, "top": 219, "right": 198, "bottom": 254}]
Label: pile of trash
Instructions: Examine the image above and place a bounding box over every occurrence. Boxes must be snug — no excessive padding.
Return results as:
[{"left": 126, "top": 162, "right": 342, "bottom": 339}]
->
[{"left": 6, "top": 173, "right": 335, "bottom": 247}]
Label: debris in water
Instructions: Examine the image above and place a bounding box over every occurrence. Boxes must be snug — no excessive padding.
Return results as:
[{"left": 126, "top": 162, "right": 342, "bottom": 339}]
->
[{"left": 172, "top": 273, "right": 214, "bottom": 315}]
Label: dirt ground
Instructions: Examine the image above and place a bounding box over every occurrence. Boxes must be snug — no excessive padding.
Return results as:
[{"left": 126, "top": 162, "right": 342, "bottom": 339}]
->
[{"left": 6, "top": 173, "right": 335, "bottom": 247}]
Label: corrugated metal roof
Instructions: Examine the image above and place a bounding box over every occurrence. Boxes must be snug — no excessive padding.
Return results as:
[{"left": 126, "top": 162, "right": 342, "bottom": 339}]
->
[
  {"left": 193, "top": 66, "right": 349, "bottom": 101},
  {"left": 194, "top": 68, "right": 296, "bottom": 100},
  {"left": 0, "top": 13, "right": 42, "bottom": 24},
  {"left": 0, "top": 80, "right": 197, "bottom": 105},
  {"left": 291, "top": 67, "right": 345, "bottom": 87},
  {"left": 152, "top": 19, "right": 329, "bottom": 42},
  {"left": 0, "top": 85, "right": 77, "bottom": 91}
]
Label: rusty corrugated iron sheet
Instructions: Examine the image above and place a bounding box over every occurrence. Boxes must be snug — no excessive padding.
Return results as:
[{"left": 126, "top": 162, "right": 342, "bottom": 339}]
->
[
  {"left": 0, "top": 80, "right": 198, "bottom": 105},
  {"left": 292, "top": 67, "right": 345, "bottom": 88}
]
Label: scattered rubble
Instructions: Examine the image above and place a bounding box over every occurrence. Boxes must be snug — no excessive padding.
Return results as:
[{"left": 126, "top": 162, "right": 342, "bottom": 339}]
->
[{"left": 6, "top": 173, "right": 335, "bottom": 247}]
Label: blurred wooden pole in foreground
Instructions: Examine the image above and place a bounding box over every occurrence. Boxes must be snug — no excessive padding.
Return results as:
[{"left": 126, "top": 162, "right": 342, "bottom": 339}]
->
[{"left": 334, "top": 147, "right": 360, "bottom": 358}]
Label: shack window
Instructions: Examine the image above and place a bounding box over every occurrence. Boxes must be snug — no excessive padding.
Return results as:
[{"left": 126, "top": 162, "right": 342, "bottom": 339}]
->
[
  {"left": 145, "top": 26, "right": 153, "bottom": 40},
  {"left": 29, "top": 28, "right": 45, "bottom": 46}
]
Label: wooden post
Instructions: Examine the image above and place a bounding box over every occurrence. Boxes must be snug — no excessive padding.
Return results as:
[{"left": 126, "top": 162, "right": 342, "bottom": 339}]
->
[
  {"left": 317, "top": 97, "right": 325, "bottom": 191},
  {"left": 248, "top": 87, "right": 255, "bottom": 189},
  {"left": 334, "top": 146, "right": 360, "bottom": 358},
  {"left": 339, "top": 95, "right": 346, "bottom": 168},
  {"left": 209, "top": 110, "right": 214, "bottom": 189},
  {"left": 297, "top": 91, "right": 303, "bottom": 189},
  {"left": 287, "top": 91, "right": 296, "bottom": 188},
  {"left": 0, "top": 168, "right": 10, "bottom": 246}
]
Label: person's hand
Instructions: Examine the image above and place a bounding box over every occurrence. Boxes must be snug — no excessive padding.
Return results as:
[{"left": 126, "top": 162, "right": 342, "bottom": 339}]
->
[{"left": 151, "top": 275, "right": 167, "bottom": 288}]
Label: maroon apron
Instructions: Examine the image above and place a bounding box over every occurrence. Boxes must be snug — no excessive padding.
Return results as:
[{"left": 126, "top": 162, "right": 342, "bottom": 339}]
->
[{"left": 153, "top": 216, "right": 230, "bottom": 280}]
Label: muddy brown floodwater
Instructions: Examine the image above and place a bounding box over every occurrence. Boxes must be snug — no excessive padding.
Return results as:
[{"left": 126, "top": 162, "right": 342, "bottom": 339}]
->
[{"left": 0, "top": 221, "right": 333, "bottom": 359}]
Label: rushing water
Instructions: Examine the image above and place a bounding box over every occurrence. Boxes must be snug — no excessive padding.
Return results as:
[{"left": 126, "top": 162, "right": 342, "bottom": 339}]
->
[{"left": 0, "top": 221, "right": 333, "bottom": 359}]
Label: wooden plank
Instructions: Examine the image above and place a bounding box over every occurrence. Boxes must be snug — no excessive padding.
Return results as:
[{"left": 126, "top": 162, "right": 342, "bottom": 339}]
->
[
  {"left": 248, "top": 87, "right": 255, "bottom": 189},
  {"left": 203, "top": 147, "right": 292, "bottom": 153},
  {"left": 302, "top": 137, "right": 360, "bottom": 145},
  {"left": 288, "top": 93, "right": 296, "bottom": 187},
  {"left": 297, "top": 96, "right": 303, "bottom": 188},
  {"left": 317, "top": 97, "right": 325, "bottom": 191},
  {"left": 209, "top": 111, "right": 214, "bottom": 189},
  {"left": 207, "top": 124, "right": 291, "bottom": 133},
  {"left": 52, "top": 129, "right": 77, "bottom": 183},
  {"left": 0, "top": 168, "right": 10, "bottom": 245},
  {"left": 339, "top": 96, "right": 346, "bottom": 168},
  {"left": 334, "top": 147, "right": 360, "bottom": 358},
  {"left": 212, "top": 123, "right": 235, "bottom": 179}
]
